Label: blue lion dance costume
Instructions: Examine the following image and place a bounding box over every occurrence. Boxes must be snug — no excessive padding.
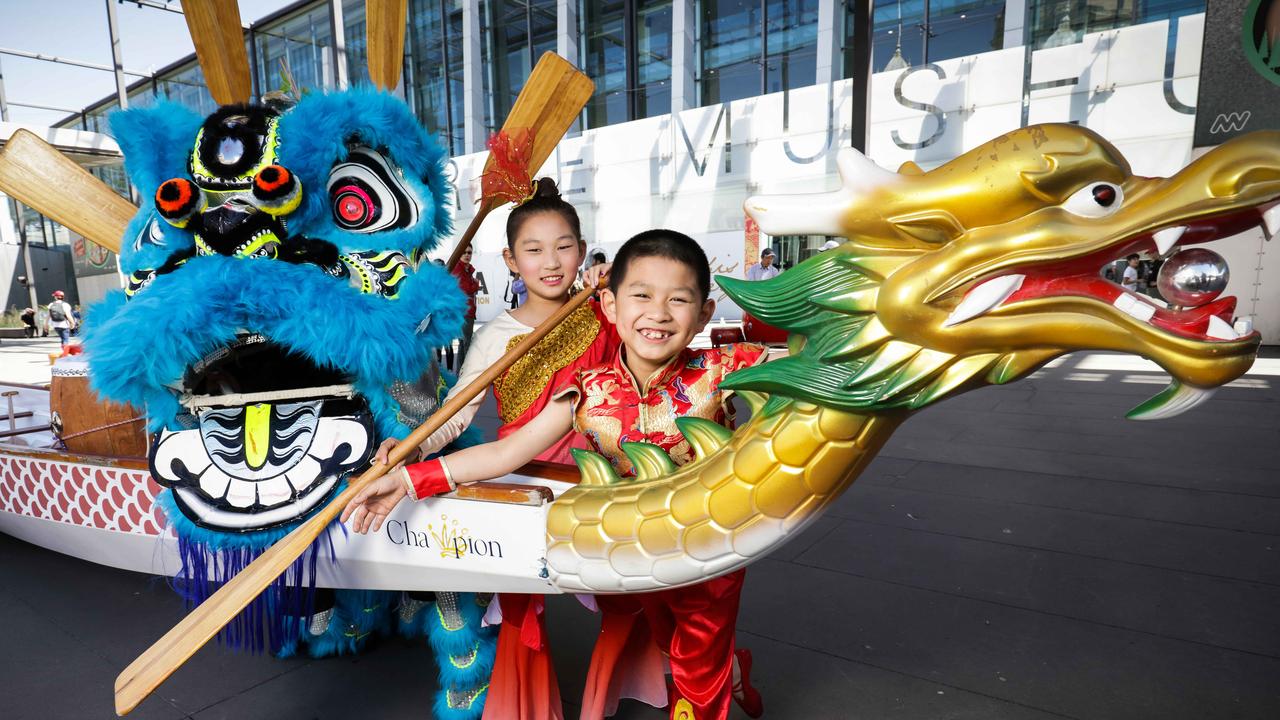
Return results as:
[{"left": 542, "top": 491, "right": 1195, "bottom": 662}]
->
[{"left": 83, "top": 89, "right": 495, "bottom": 718}]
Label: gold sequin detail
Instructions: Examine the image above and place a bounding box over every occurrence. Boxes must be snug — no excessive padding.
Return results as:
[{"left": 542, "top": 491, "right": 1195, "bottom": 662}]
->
[{"left": 494, "top": 301, "right": 601, "bottom": 424}]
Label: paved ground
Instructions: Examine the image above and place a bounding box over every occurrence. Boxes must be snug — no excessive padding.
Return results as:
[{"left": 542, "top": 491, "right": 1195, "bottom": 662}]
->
[{"left": 1, "top": 347, "right": 1278, "bottom": 719}]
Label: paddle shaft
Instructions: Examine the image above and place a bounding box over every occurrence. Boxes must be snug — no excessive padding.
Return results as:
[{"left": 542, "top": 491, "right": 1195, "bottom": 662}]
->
[{"left": 113, "top": 280, "right": 602, "bottom": 715}]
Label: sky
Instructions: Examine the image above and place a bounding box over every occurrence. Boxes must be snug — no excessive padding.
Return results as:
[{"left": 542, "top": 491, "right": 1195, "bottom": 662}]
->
[{"left": 0, "top": 0, "right": 295, "bottom": 128}]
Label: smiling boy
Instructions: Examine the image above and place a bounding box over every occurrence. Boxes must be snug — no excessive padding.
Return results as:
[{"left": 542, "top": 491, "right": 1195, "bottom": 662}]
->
[{"left": 343, "top": 229, "right": 766, "bottom": 719}]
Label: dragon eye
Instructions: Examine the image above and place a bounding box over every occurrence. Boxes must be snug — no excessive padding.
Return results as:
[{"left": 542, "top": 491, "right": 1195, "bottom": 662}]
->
[
  {"left": 326, "top": 146, "right": 420, "bottom": 234},
  {"left": 331, "top": 182, "right": 376, "bottom": 228},
  {"left": 1063, "top": 182, "right": 1124, "bottom": 218}
]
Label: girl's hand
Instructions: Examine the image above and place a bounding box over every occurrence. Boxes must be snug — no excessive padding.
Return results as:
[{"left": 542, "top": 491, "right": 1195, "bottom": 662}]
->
[
  {"left": 341, "top": 469, "right": 409, "bottom": 534},
  {"left": 583, "top": 262, "right": 611, "bottom": 290}
]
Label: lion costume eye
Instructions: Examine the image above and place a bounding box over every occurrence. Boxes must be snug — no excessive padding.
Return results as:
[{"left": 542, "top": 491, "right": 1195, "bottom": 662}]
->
[
  {"left": 326, "top": 146, "right": 420, "bottom": 233},
  {"left": 1062, "top": 182, "right": 1124, "bottom": 218}
]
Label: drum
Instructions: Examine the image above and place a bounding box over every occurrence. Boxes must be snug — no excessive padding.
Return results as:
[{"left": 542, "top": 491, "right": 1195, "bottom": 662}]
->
[{"left": 49, "top": 359, "right": 148, "bottom": 458}]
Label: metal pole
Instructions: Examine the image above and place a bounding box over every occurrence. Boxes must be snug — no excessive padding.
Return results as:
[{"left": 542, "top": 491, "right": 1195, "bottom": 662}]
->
[
  {"left": 0, "top": 55, "right": 40, "bottom": 312},
  {"left": 0, "top": 46, "right": 152, "bottom": 78},
  {"left": 329, "top": 0, "right": 349, "bottom": 90},
  {"left": 105, "top": 0, "right": 130, "bottom": 108},
  {"left": 760, "top": 0, "right": 768, "bottom": 95},
  {"left": 624, "top": 0, "right": 637, "bottom": 121},
  {"left": 849, "top": 0, "right": 873, "bottom": 152}
]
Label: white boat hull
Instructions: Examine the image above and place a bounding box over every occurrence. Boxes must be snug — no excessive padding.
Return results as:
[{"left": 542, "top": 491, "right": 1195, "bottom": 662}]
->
[{"left": 0, "top": 446, "right": 575, "bottom": 593}]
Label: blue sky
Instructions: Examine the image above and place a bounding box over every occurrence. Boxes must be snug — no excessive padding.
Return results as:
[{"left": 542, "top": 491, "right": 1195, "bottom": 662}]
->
[{"left": 0, "top": 0, "right": 294, "bottom": 128}]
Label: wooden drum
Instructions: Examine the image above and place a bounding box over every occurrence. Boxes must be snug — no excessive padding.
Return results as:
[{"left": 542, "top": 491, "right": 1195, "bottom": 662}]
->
[{"left": 50, "top": 359, "right": 148, "bottom": 458}]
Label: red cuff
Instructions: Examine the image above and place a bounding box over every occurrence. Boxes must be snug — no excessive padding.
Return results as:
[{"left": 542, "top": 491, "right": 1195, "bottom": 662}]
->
[{"left": 403, "top": 458, "right": 455, "bottom": 500}]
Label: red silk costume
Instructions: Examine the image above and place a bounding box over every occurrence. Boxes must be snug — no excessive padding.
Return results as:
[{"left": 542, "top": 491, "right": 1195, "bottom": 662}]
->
[
  {"left": 557, "top": 343, "right": 768, "bottom": 720},
  {"left": 482, "top": 296, "right": 620, "bottom": 720}
]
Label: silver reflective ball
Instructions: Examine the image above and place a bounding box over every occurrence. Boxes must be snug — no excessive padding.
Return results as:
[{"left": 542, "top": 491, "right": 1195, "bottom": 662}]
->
[{"left": 1156, "top": 248, "right": 1229, "bottom": 308}]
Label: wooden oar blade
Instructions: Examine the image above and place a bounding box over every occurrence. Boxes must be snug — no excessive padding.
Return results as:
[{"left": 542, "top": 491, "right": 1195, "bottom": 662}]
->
[
  {"left": 486, "top": 51, "right": 595, "bottom": 175},
  {"left": 0, "top": 129, "right": 134, "bottom": 253},
  {"left": 366, "top": 0, "right": 408, "bottom": 90},
  {"left": 182, "top": 0, "right": 252, "bottom": 105}
]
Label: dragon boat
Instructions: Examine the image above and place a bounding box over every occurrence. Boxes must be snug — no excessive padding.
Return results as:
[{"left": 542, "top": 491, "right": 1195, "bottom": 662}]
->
[{"left": 1, "top": 122, "right": 1274, "bottom": 597}]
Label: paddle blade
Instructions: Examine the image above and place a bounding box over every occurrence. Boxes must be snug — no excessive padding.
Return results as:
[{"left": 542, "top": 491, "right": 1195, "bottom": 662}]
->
[
  {"left": 488, "top": 51, "right": 595, "bottom": 176},
  {"left": 366, "top": 0, "right": 408, "bottom": 90},
  {"left": 0, "top": 130, "right": 134, "bottom": 253},
  {"left": 182, "top": 0, "right": 252, "bottom": 105}
]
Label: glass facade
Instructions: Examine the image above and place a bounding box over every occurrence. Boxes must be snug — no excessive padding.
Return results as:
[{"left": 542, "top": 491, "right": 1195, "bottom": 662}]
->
[
  {"left": 699, "top": 0, "right": 818, "bottom": 105},
  {"left": 408, "top": 0, "right": 468, "bottom": 155},
  {"left": 582, "top": 0, "right": 672, "bottom": 129},
  {"left": 854, "top": 0, "right": 1006, "bottom": 74},
  {"left": 485, "top": 1, "right": 558, "bottom": 133},
  {"left": 254, "top": 4, "right": 335, "bottom": 95},
  {"left": 1028, "top": 0, "right": 1204, "bottom": 49}
]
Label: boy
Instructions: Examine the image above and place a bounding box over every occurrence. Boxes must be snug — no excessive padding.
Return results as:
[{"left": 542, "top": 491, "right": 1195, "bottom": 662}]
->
[{"left": 343, "top": 229, "right": 765, "bottom": 720}]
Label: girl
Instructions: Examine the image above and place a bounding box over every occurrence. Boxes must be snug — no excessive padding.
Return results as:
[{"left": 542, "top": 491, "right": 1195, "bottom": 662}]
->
[{"left": 377, "top": 177, "right": 618, "bottom": 720}]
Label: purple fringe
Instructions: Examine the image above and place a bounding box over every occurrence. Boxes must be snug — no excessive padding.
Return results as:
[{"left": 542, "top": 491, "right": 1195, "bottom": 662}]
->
[{"left": 171, "top": 531, "right": 336, "bottom": 654}]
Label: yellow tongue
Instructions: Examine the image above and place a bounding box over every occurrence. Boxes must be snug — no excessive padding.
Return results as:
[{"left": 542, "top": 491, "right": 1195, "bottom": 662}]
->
[{"left": 244, "top": 403, "right": 271, "bottom": 470}]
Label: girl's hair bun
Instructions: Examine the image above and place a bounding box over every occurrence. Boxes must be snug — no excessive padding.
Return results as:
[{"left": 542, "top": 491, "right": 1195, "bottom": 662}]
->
[{"left": 531, "top": 176, "right": 561, "bottom": 200}]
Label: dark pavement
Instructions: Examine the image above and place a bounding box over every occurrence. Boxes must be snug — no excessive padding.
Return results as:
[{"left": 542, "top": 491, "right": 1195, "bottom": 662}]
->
[{"left": 1, "top": 351, "right": 1278, "bottom": 719}]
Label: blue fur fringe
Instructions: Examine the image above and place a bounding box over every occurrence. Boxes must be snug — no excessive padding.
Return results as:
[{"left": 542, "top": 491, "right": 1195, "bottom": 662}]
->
[
  {"left": 425, "top": 594, "right": 496, "bottom": 720},
  {"left": 277, "top": 589, "right": 398, "bottom": 659},
  {"left": 84, "top": 254, "right": 466, "bottom": 437}
]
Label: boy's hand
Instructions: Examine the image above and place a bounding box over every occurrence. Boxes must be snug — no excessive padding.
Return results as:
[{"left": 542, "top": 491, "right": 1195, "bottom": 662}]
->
[{"left": 341, "top": 469, "right": 409, "bottom": 534}]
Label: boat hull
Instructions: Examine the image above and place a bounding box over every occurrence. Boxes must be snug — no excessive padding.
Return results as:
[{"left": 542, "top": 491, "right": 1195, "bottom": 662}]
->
[{"left": 0, "top": 445, "right": 572, "bottom": 593}]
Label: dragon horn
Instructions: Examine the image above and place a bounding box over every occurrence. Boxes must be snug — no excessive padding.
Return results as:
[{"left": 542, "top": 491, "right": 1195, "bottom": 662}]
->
[{"left": 743, "top": 147, "right": 900, "bottom": 236}]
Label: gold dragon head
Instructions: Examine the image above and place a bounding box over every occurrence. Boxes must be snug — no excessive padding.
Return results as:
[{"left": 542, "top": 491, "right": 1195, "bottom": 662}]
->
[{"left": 725, "top": 124, "right": 1277, "bottom": 419}]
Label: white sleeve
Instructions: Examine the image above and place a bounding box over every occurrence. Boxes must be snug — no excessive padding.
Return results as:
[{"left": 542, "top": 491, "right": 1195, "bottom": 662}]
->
[{"left": 415, "top": 322, "right": 508, "bottom": 455}]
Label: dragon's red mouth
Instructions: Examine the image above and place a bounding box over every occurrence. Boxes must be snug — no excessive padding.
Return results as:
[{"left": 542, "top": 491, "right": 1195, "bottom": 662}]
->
[{"left": 951, "top": 203, "right": 1276, "bottom": 343}]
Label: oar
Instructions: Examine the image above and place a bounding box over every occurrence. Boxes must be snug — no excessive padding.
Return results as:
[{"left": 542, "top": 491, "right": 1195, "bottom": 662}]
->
[
  {"left": 366, "top": 0, "right": 408, "bottom": 90},
  {"left": 113, "top": 278, "right": 603, "bottom": 715},
  {"left": 446, "top": 51, "right": 594, "bottom": 271},
  {"left": 0, "top": 129, "right": 134, "bottom": 252},
  {"left": 181, "top": 0, "right": 252, "bottom": 105}
]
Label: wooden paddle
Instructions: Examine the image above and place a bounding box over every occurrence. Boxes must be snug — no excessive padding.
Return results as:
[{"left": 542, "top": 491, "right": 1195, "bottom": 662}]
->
[
  {"left": 366, "top": 0, "right": 408, "bottom": 90},
  {"left": 0, "top": 129, "right": 135, "bottom": 253},
  {"left": 113, "top": 278, "right": 602, "bottom": 715},
  {"left": 181, "top": 0, "right": 252, "bottom": 105},
  {"left": 446, "top": 51, "right": 594, "bottom": 271}
]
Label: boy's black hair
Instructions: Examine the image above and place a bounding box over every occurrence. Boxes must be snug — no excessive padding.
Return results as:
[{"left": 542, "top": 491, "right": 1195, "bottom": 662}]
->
[
  {"left": 1126, "top": 253, "right": 1140, "bottom": 262},
  {"left": 609, "top": 229, "right": 711, "bottom": 301},
  {"left": 505, "top": 177, "right": 583, "bottom": 249}
]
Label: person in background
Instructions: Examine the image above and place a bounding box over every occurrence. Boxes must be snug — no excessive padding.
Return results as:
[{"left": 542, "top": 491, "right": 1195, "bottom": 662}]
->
[
  {"left": 746, "top": 247, "right": 780, "bottom": 281},
  {"left": 46, "top": 291, "right": 76, "bottom": 347},
  {"left": 20, "top": 307, "right": 37, "bottom": 338},
  {"left": 451, "top": 247, "right": 481, "bottom": 371},
  {"left": 1121, "top": 254, "right": 1141, "bottom": 293}
]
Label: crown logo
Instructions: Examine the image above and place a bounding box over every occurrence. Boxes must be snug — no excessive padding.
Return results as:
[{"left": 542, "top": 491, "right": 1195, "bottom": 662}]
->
[{"left": 427, "top": 514, "right": 472, "bottom": 559}]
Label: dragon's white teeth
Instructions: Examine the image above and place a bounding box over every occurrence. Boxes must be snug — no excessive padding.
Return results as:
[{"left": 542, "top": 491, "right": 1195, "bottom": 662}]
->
[
  {"left": 1153, "top": 226, "right": 1186, "bottom": 256},
  {"left": 1112, "top": 292, "right": 1156, "bottom": 322},
  {"left": 1263, "top": 205, "right": 1280, "bottom": 241},
  {"left": 198, "top": 465, "right": 231, "bottom": 500},
  {"left": 225, "top": 478, "right": 256, "bottom": 508},
  {"left": 1235, "top": 316, "right": 1254, "bottom": 335},
  {"left": 1206, "top": 315, "right": 1240, "bottom": 340},
  {"left": 943, "top": 274, "right": 1025, "bottom": 327},
  {"left": 256, "top": 476, "right": 293, "bottom": 507},
  {"left": 1127, "top": 381, "right": 1216, "bottom": 421}
]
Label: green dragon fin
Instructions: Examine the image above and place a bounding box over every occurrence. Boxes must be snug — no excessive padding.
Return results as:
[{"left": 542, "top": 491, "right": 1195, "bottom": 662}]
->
[
  {"left": 674, "top": 417, "right": 733, "bottom": 461},
  {"left": 620, "top": 442, "right": 677, "bottom": 481},
  {"left": 571, "top": 448, "right": 624, "bottom": 486}
]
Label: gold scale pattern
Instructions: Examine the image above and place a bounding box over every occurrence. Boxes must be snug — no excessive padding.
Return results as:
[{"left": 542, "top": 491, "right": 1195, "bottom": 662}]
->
[{"left": 545, "top": 402, "right": 902, "bottom": 592}]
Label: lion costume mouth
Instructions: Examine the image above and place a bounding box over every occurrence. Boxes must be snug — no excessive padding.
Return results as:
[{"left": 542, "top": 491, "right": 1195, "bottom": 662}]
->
[{"left": 149, "top": 335, "right": 375, "bottom": 531}]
